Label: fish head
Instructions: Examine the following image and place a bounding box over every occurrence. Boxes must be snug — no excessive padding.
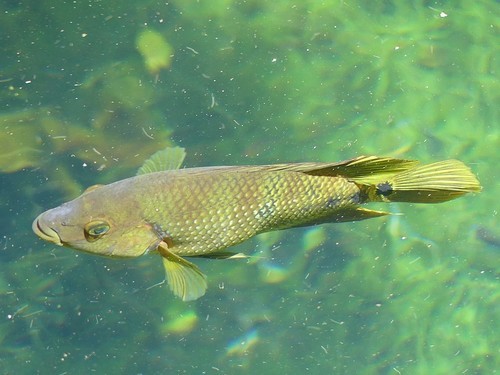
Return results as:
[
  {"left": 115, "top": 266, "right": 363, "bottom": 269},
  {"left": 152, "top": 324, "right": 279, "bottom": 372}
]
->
[{"left": 32, "top": 183, "right": 161, "bottom": 258}]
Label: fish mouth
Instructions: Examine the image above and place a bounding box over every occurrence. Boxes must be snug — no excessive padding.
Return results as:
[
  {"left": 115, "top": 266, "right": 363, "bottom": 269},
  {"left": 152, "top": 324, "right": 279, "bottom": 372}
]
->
[{"left": 32, "top": 215, "right": 63, "bottom": 246}]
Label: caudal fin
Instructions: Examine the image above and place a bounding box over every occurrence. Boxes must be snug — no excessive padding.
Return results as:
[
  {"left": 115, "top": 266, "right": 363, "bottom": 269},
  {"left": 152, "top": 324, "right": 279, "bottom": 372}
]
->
[{"left": 364, "top": 159, "right": 481, "bottom": 203}]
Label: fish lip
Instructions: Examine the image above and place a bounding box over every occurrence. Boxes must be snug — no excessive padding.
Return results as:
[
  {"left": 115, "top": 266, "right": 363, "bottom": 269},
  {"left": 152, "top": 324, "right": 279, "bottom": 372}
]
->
[{"left": 32, "top": 215, "right": 63, "bottom": 246}]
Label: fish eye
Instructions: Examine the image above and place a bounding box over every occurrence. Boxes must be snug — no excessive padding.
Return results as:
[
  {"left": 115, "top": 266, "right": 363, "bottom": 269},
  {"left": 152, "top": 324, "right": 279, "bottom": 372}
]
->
[{"left": 84, "top": 220, "right": 110, "bottom": 242}]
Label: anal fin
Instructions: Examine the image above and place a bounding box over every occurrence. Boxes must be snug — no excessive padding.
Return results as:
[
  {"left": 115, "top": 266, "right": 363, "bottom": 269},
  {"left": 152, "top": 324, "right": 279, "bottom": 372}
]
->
[
  {"left": 158, "top": 241, "right": 207, "bottom": 301},
  {"left": 286, "top": 207, "right": 390, "bottom": 228},
  {"left": 333, "top": 207, "right": 391, "bottom": 223},
  {"left": 197, "top": 251, "right": 249, "bottom": 260}
]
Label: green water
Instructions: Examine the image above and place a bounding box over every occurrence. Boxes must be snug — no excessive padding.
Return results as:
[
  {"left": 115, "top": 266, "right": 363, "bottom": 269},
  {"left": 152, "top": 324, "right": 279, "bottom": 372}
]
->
[{"left": 1, "top": 1, "right": 498, "bottom": 374}]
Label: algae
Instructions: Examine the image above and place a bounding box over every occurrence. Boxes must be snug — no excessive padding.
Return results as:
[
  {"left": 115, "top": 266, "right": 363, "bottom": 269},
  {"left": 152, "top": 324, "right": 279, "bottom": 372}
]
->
[{"left": 136, "top": 29, "right": 174, "bottom": 75}]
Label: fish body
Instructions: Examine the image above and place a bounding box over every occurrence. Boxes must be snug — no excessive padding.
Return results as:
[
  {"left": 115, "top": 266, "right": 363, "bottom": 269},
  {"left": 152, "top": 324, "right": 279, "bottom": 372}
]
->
[
  {"left": 130, "top": 167, "right": 363, "bottom": 256},
  {"left": 35, "top": 167, "right": 361, "bottom": 256},
  {"left": 33, "top": 148, "right": 481, "bottom": 300}
]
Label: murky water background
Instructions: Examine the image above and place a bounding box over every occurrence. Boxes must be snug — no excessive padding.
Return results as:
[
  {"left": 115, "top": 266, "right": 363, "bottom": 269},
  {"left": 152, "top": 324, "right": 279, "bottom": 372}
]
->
[{"left": 1, "top": 1, "right": 498, "bottom": 374}]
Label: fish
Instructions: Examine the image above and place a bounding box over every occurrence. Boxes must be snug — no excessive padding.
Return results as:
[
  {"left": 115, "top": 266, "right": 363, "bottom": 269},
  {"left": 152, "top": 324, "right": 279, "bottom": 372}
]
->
[
  {"left": 475, "top": 226, "right": 500, "bottom": 248},
  {"left": 33, "top": 147, "right": 481, "bottom": 301}
]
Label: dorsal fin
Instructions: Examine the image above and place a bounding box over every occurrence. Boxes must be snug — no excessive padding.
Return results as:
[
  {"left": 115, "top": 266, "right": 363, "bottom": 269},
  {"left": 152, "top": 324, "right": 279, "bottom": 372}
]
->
[
  {"left": 136, "top": 147, "right": 186, "bottom": 175},
  {"left": 257, "top": 156, "right": 418, "bottom": 182},
  {"left": 299, "top": 156, "right": 418, "bottom": 181}
]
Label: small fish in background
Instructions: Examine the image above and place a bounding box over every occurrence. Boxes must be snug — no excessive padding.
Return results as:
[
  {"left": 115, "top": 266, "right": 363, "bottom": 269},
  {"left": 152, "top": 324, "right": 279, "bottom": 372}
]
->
[
  {"left": 475, "top": 226, "right": 500, "bottom": 248},
  {"left": 33, "top": 147, "right": 481, "bottom": 301}
]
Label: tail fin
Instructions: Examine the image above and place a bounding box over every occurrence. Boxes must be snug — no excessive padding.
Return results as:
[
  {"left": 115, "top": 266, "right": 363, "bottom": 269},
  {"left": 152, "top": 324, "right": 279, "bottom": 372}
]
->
[{"left": 358, "top": 159, "right": 481, "bottom": 203}]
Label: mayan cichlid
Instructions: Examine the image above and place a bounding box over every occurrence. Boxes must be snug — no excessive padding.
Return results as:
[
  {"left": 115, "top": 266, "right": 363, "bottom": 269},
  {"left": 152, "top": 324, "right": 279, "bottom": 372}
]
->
[{"left": 33, "top": 147, "right": 481, "bottom": 301}]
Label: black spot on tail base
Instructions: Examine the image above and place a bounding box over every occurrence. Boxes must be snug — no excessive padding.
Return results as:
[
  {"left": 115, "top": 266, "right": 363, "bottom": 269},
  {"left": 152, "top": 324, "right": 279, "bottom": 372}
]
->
[{"left": 376, "top": 181, "right": 393, "bottom": 196}]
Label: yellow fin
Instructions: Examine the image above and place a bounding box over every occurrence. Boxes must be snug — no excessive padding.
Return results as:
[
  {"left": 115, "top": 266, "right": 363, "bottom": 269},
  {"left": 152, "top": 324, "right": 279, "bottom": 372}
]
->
[
  {"left": 158, "top": 242, "right": 207, "bottom": 301},
  {"left": 137, "top": 146, "right": 186, "bottom": 175},
  {"left": 261, "top": 156, "right": 418, "bottom": 180},
  {"left": 379, "top": 160, "right": 481, "bottom": 203},
  {"left": 286, "top": 206, "right": 390, "bottom": 228},
  {"left": 331, "top": 156, "right": 419, "bottom": 184},
  {"left": 197, "top": 251, "right": 249, "bottom": 260},
  {"left": 334, "top": 207, "right": 391, "bottom": 222}
]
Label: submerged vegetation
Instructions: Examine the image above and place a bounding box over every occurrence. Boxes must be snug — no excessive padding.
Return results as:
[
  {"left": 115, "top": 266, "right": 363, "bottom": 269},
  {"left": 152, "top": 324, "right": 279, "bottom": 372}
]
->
[{"left": 1, "top": 0, "right": 498, "bottom": 373}]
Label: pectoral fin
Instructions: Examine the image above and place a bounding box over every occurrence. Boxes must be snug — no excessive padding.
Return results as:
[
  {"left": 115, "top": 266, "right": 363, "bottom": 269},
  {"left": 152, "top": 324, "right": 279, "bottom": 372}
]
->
[{"left": 158, "top": 241, "right": 207, "bottom": 301}]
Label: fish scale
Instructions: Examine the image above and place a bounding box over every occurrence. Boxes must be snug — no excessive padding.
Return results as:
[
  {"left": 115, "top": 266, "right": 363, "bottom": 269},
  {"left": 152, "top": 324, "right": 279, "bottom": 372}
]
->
[{"left": 140, "top": 170, "right": 360, "bottom": 256}]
